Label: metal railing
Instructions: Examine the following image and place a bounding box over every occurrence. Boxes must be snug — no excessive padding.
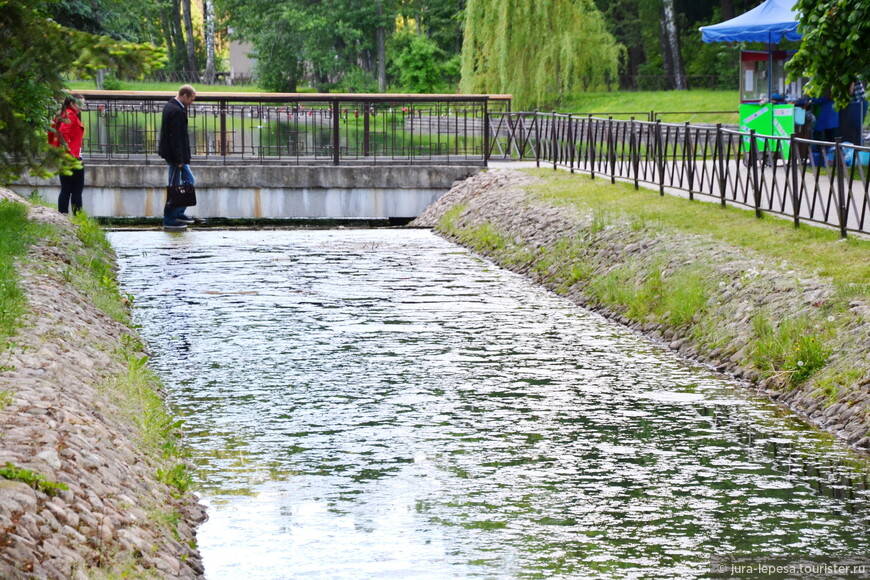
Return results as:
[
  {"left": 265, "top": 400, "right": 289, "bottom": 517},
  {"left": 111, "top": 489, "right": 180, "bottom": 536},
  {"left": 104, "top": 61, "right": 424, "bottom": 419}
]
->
[
  {"left": 488, "top": 112, "right": 870, "bottom": 237},
  {"left": 78, "top": 91, "right": 511, "bottom": 166}
]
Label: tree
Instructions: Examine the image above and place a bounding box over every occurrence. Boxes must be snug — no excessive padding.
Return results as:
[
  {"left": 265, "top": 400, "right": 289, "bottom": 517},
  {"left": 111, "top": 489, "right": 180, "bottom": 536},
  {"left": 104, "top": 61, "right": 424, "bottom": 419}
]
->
[
  {"left": 204, "top": 0, "right": 216, "bottom": 84},
  {"left": 390, "top": 30, "right": 444, "bottom": 93},
  {"left": 0, "top": 0, "right": 165, "bottom": 182},
  {"left": 660, "top": 0, "right": 686, "bottom": 90},
  {"left": 460, "top": 0, "right": 620, "bottom": 108},
  {"left": 787, "top": 0, "right": 870, "bottom": 107},
  {"left": 182, "top": 0, "right": 197, "bottom": 75}
]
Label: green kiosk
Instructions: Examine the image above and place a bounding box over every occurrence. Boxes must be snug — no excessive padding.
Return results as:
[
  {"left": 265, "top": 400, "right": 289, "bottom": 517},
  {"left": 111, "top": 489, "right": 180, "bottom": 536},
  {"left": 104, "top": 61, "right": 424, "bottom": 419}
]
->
[{"left": 700, "top": 0, "right": 804, "bottom": 161}]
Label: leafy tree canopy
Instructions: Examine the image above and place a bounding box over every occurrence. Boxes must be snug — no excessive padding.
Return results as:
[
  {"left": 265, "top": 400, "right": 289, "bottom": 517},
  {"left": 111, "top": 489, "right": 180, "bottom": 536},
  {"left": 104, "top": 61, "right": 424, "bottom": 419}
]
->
[
  {"left": 788, "top": 0, "right": 870, "bottom": 107},
  {"left": 460, "top": 0, "right": 621, "bottom": 108},
  {"left": 0, "top": 0, "right": 165, "bottom": 183}
]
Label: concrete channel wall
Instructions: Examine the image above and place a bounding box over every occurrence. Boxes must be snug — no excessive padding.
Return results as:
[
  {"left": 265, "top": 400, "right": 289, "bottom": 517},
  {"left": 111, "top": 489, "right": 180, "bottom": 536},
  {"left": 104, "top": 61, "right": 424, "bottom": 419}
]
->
[{"left": 10, "top": 165, "right": 482, "bottom": 220}]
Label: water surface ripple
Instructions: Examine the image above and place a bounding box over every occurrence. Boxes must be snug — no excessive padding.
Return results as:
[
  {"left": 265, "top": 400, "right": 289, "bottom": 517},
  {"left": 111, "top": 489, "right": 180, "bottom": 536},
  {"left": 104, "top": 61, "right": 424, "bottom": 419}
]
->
[{"left": 108, "top": 229, "right": 870, "bottom": 579}]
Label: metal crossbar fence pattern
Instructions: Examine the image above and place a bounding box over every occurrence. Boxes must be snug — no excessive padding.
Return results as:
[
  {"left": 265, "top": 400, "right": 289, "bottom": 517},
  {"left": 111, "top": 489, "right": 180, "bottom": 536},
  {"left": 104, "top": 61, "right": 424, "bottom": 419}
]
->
[
  {"left": 78, "top": 91, "right": 511, "bottom": 166},
  {"left": 488, "top": 112, "right": 870, "bottom": 237}
]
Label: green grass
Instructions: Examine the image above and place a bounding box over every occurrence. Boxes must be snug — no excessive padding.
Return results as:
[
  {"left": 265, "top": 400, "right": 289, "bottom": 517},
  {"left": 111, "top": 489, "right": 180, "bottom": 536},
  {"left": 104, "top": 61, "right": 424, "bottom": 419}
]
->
[
  {"left": 527, "top": 169, "right": 870, "bottom": 294},
  {"left": 62, "top": 211, "right": 130, "bottom": 324},
  {"left": 556, "top": 90, "right": 740, "bottom": 123},
  {"left": 0, "top": 462, "right": 69, "bottom": 495},
  {"left": 751, "top": 313, "right": 831, "bottom": 387},
  {"left": 0, "top": 200, "right": 52, "bottom": 346}
]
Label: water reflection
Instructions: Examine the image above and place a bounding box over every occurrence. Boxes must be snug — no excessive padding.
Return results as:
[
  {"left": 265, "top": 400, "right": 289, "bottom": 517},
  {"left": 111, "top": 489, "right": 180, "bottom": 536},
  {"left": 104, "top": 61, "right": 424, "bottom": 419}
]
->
[{"left": 109, "top": 229, "right": 870, "bottom": 579}]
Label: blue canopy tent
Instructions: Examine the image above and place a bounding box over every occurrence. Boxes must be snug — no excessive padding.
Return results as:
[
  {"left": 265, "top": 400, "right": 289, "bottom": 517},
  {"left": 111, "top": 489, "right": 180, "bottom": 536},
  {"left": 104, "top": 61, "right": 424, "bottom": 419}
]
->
[{"left": 700, "top": 0, "right": 801, "bottom": 44}]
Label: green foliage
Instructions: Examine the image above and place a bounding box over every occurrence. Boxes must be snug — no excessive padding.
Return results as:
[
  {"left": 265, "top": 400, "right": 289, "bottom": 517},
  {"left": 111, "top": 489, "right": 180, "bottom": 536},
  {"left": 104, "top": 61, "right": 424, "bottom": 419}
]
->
[
  {"left": 461, "top": 0, "right": 621, "bottom": 108},
  {"left": 0, "top": 0, "right": 164, "bottom": 183},
  {"left": 658, "top": 267, "right": 711, "bottom": 327},
  {"left": 0, "top": 200, "right": 47, "bottom": 345},
  {"left": 252, "top": 19, "right": 304, "bottom": 93},
  {"left": 67, "top": 211, "right": 128, "bottom": 323},
  {"left": 389, "top": 31, "right": 448, "bottom": 93},
  {"left": 0, "top": 390, "right": 12, "bottom": 409},
  {"left": 752, "top": 314, "right": 831, "bottom": 386},
  {"left": 0, "top": 462, "right": 69, "bottom": 496},
  {"left": 337, "top": 67, "right": 379, "bottom": 93},
  {"left": 157, "top": 463, "right": 193, "bottom": 496},
  {"left": 100, "top": 73, "right": 124, "bottom": 91},
  {"left": 788, "top": 0, "right": 870, "bottom": 108}
]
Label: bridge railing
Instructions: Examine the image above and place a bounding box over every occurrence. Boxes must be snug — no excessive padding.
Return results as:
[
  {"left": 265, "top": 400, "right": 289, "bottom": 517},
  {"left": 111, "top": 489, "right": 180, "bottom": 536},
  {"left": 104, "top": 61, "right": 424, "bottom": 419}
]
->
[
  {"left": 488, "top": 112, "right": 870, "bottom": 237},
  {"left": 78, "top": 91, "right": 511, "bottom": 166}
]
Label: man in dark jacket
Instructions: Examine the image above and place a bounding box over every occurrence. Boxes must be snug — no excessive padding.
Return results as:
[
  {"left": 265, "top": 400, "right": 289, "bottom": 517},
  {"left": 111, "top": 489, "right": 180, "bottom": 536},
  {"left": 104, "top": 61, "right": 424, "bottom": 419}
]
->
[{"left": 158, "top": 85, "right": 196, "bottom": 230}]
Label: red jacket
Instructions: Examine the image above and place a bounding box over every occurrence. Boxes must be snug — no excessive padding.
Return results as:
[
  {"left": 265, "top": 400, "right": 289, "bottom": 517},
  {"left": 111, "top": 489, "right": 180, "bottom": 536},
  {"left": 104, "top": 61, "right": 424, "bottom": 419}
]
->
[{"left": 59, "top": 107, "right": 84, "bottom": 158}]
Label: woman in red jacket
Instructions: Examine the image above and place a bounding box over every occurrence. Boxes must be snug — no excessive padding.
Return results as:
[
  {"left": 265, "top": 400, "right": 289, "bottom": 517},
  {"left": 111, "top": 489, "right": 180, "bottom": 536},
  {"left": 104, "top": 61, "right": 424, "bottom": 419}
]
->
[{"left": 56, "top": 94, "right": 86, "bottom": 214}]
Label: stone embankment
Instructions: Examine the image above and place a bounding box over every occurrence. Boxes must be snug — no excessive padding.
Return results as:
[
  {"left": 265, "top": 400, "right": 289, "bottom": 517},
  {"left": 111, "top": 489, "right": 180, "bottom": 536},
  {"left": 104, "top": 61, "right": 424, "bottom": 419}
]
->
[
  {"left": 414, "top": 169, "right": 870, "bottom": 451},
  {"left": 0, "top": 189, "right": 205, "bottom": 578}
]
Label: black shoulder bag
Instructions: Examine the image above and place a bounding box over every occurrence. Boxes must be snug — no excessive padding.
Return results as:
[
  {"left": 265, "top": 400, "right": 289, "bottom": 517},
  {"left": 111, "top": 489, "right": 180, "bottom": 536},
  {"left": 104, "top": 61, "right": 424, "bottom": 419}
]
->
[{"left": 166, "top": 166, "right": 197, "bottom": 208}]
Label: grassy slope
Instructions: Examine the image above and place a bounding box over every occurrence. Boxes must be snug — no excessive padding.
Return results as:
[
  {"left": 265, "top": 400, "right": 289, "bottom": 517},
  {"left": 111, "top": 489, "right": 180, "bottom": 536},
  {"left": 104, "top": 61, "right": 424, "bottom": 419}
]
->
[{"left": 527, "top": 168, "right": 870, "bottom": 291}]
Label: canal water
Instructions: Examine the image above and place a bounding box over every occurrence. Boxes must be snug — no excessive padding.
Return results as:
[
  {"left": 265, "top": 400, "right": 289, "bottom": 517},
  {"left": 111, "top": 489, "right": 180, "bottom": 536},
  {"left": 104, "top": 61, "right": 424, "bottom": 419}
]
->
[{"left": 108, "top": 229, "right": 870, "bottom": 579}]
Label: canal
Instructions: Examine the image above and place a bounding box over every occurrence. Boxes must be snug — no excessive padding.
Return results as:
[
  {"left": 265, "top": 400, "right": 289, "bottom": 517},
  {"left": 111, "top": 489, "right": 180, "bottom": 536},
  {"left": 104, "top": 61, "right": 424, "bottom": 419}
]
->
[{"left": 108, "top": 229, "right": 870, "bottom": 579}]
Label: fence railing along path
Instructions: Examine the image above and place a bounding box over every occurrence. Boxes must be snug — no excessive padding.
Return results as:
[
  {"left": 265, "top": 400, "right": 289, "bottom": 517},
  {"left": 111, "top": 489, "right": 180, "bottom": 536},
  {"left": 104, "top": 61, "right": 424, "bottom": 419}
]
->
[
  {"left": 78, "top": 90, "right": 511, "bottom": 166},
  {"left": 76, "top": 92, "right": 870, "bottom": 237},
  {"left": 488, "top": 112, "right": 870, "bottom": 238}
]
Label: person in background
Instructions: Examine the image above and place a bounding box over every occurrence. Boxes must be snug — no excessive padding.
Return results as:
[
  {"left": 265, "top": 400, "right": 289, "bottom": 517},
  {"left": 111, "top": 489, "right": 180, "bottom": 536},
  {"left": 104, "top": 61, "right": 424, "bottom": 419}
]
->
[
  {"left": 54, "top": 94, "right": 86, "bottom": 214},
  {"left": 811, "top": 94, "right": 839, "bottom": 143},
  {"left": 158, "top": 85, "right": 197, "bottom": 231},
  {"left": 852, "top": 79, "right": 866, "bottom": 146},
  {"left": 839, "top": 79, "right": 866, "bottom": 145}
]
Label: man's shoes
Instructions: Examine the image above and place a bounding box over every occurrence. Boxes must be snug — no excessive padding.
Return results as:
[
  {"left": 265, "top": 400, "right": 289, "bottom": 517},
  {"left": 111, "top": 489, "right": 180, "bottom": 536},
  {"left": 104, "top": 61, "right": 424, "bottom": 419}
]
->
[
  {"left": 176, "top": 215, "right": 196, "bottom": 224},
  {"left": 163, "top": 223, "right": 187, "bottom": 231}
]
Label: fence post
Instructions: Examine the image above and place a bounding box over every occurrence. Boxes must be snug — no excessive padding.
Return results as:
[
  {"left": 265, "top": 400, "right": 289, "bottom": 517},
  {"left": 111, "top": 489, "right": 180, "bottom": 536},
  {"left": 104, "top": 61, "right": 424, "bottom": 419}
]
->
[
  {"left": 535, "top": 110, "right": 541, "bottom": 168},
  {"left": 656, "top": 120, "right": 665, "bottom": 196},
  {"left": 589, "top": 115, "right": 596, "bottom": 181},
  {"left": 363, "top": 102, "right": 371, "bottom": 158},
  {"left": 568, "top": 114, "right": 575, "bottom": 173},
  {"left": 716, "top": 123, "right": 727, "bottom": 207},
  {"left": 789, "top": 133, "right": 800, "bottom": 228},
  {"left": 609, "top": 117, "right": 616, "bottom": 184},
  {"left": 835, "top": 141, "right": 848, "bottom": 238},
  {"left": 219, "top": 100, "right": 227, "bottom": 158},
  {"left": 684, "top": 121, "right": 694, "bottom": 200},
  {"left": 331, "top": 99, "right": 340, "bottom": 166},
  {"left": 483, "top": 100, "right": 490, "bottom": 167},
  {"left": 552, "top": 111, "right": 558, "bottom": 170},
  {"left": 750, "top": 129, "right": 762, "bottom": 218},
  {"left": 630, "top": 117, "right": 639, "bottom": 190}
]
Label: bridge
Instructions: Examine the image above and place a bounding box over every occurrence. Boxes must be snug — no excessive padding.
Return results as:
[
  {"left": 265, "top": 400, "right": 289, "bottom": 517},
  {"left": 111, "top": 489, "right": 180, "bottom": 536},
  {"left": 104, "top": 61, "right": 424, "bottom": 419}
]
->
[
  {"left": 10, "top": 91, "right": 509, "bottom": 222},
  {"left": 9, "top": 91, "right": 870, "bottom": 236}
]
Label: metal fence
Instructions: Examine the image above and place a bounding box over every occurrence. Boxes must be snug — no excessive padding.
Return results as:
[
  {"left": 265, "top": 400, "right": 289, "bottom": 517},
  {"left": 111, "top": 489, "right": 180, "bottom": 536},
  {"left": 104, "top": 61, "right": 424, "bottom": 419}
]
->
[
  {"left": 488, "top": 112, "right": 870, "bottom": 237},
  {"left": 78, "top": 91, "right": 511, "bottom": 166}
]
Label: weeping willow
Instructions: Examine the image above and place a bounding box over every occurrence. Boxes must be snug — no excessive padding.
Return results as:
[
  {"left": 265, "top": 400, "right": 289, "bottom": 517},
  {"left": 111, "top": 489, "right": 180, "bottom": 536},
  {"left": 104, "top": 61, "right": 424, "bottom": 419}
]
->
[{"left": 460, "top": 0, "right": 622, "bottom": 109}]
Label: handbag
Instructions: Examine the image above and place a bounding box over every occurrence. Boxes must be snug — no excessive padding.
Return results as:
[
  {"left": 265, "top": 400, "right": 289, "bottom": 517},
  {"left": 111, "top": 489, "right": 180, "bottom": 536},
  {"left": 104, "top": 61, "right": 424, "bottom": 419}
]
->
[{"left": 166, "top": 167, "right": 197, "bottom": 208}]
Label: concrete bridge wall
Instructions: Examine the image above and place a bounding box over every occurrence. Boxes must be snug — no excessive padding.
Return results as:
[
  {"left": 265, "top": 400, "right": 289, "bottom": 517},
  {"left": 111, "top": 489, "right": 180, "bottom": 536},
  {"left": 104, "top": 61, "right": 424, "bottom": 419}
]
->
[{"left": 10, "top": 164, "right": 482, "bottom": 219}]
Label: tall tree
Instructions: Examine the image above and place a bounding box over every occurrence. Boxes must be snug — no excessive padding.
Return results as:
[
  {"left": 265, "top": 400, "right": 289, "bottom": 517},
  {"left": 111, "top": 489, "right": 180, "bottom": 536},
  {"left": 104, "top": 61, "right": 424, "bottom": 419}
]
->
[
  {"left": 204, "top": 0, "right": 216, "bottom": 83},
  {"left": 377, "top": 0, "right": 387, "bottom": 91},
  {"left": 460, "top": 0, "right": 621, "bottom": 108},
  {"left": 182, "top": 0, "right": 197, "bottom": 75},
  {"left": 788, "top": 0, "right": 870, "bottom": 107},
  {"left": 660, "top": 0, "right": 686, "bottom": 90}
]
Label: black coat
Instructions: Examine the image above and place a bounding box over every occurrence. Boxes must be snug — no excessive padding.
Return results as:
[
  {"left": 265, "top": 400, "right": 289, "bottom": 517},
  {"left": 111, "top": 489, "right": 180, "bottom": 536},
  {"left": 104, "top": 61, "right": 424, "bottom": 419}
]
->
[{"left": 158, "top": 98, "right": 191, "bottom": 164}]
